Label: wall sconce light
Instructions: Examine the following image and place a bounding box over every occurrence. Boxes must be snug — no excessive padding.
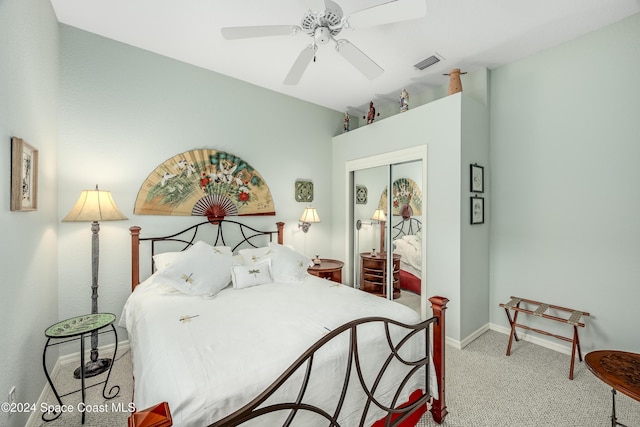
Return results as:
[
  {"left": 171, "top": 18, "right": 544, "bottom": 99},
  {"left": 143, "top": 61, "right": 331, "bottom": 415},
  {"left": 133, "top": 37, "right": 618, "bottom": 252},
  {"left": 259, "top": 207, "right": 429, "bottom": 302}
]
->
[
  {"left": 299, "top": 206, "right": 320, "bottom": 233},
  {"left": 371, "top": 208, "right": 387, "bottom": 223}
]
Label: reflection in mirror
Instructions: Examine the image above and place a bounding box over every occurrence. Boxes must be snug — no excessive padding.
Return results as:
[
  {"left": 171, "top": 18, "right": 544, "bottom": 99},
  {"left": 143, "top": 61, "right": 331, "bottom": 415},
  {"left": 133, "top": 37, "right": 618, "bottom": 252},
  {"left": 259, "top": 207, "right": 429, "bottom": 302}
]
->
[
  {"left": 351, "top": 159, "right": 424, "bottom": 316},
  {"left": 353, "top": 165, "right": 387, "bottom": 292},
  {"left": 389, "top": 160, "right": 423, "bottom": 314}
]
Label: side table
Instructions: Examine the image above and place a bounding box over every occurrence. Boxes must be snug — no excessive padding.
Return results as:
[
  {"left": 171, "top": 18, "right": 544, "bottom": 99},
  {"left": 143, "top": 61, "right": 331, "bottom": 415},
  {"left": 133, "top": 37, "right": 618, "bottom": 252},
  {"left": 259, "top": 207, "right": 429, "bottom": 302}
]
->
[
  {"left": 307, "top": 259, "right": 344, "bottom": 283},
  {"left": 42, "top": 313, "right": 120, "bottom": 424},
  {"left": 585, "top": 350, "right": 640, "bottom": 427},
  {"left": 360, "top": 252, "right": 401, "bottom": 299}
]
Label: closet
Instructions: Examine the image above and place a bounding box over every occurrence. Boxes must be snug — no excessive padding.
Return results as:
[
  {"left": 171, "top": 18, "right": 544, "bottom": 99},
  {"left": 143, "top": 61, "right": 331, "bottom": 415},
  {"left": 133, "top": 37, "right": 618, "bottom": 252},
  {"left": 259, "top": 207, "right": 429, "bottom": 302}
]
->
[{"left": 333, "top": 93, "right": 490, "bottom": 346}]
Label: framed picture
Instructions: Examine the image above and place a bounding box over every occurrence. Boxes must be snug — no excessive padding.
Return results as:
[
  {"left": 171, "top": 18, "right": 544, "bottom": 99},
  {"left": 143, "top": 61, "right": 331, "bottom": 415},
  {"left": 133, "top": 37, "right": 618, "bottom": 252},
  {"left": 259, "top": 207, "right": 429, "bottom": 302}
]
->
[
  {"left": 470, "top": 196, "right": 484, "bottom": 225},
  {"left": 355, "top": 185, "right": 368, "bottom": 204},
  {"left": 11, "top": 137, "right": 39, "bottom": 211},
  {"left": 294, "top": 179, "right": 314, "bottom": 202},
  {"left": 470, "top": 163, "right": 484, "bottom": 193}
]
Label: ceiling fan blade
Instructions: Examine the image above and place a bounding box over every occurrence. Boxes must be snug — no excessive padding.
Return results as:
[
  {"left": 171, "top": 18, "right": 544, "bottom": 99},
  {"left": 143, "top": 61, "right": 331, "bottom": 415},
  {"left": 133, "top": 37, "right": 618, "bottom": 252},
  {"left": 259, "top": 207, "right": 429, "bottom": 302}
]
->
[
  {"left": 347, "top": 0, "right": 426, "bottom": 29},
  {"left": 324, "top": 0, "right": 343, "bottom": 18},
  {"left": 221, "top": 25, "right": 300, "bottom": 40},
  {"left": 283, "top": 45, "right": 317, "bottom": 85},
  {"left": 335, "top": 40, "right": 383, "bottom": 80}
]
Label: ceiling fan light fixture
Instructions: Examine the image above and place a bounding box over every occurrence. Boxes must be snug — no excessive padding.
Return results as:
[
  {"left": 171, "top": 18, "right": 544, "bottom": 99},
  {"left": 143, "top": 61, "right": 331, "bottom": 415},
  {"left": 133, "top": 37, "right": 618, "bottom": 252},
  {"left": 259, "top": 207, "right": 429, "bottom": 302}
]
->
[
  {"left": 414, "top": 53, "right": 444, "bottom": 71},
  {"left": 223, "top": 0, "right": 424, "bottom": 85},
  {"left": 314, "top": 27, "right": 332, "bottom": 44}
]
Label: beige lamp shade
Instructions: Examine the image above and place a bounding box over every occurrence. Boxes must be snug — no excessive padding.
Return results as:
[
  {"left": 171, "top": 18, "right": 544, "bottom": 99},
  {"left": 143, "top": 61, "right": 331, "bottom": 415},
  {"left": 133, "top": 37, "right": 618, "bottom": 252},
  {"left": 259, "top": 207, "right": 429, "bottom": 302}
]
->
[
  {"left": 63, "top": 186, "right": 128, "bottom": 222},
  {"left": 371, "top": 208, "right": 387, "bottom": 222},
  {"left": 299, "top": 207, "right": 320, "bottom": 224}
]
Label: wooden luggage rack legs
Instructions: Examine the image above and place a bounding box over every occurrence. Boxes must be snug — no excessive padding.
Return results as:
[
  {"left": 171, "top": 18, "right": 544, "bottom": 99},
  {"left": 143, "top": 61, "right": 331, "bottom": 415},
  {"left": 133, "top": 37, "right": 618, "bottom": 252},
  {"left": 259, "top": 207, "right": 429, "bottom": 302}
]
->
[{"left": 500, "top": 296, "right": 590, "bottom": 380}]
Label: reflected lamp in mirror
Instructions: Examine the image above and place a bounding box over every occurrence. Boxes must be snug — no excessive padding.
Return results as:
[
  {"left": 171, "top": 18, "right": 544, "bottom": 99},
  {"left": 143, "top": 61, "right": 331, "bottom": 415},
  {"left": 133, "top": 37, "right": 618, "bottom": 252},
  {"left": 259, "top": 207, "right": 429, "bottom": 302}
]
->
[
  {"left": 371, "top": 208, "right": 387, "bottom": 222},
  {"left": 371, "top": 208, "right": 387, "bottom": 254},
  {"left": 299, "top": 206, "right": 320, "bottom": 233}
]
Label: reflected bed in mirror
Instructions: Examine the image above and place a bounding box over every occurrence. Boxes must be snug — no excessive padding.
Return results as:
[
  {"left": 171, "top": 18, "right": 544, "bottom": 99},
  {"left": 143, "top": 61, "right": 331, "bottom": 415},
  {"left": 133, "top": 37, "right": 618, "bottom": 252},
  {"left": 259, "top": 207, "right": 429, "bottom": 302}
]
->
[{"left": 392, "top": 217, "right": 422, "bottom": 295}]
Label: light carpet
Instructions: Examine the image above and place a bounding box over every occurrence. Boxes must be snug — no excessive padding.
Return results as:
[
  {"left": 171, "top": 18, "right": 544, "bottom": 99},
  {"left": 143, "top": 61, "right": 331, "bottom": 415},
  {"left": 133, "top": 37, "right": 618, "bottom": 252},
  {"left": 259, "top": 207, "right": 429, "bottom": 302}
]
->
[{"left": 34, "top": 330, "right": 639, "bottom": 426}]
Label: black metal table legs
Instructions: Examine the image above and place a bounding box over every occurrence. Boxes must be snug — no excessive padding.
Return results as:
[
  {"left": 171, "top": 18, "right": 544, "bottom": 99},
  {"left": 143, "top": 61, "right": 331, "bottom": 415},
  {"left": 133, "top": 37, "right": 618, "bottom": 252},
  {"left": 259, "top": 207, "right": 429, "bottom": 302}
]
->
[{"left": 42, "top": 324, "right": 120, "bottom": 424}]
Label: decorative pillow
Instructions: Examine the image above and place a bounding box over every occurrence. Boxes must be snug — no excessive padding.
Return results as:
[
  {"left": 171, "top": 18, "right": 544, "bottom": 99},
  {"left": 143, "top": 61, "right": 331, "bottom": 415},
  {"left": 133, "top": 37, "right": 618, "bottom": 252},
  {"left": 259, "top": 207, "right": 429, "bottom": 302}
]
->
[
  {"left": 154, "top": 241, "right": 233, "bottom": 298},
  {"left": 238, "top": 247, "right": 273, "bottom": 266},
  {"left": 267, "top": 242, "right": 313, "bottom": 284},
  {"left": 153, "top": 251, "right": 182, "bottom": 272},
  {"left": 153, "top": 243, "right": 233, "bottom": 272},
  {"left": 231, "top": 259, "right": 273, "bottom": 289},
  {"left": 209, "top": 245, "right": 233, "bottom": 256},
  {"left": 238, "top": 244, "right": 312, "bottom": 284}
]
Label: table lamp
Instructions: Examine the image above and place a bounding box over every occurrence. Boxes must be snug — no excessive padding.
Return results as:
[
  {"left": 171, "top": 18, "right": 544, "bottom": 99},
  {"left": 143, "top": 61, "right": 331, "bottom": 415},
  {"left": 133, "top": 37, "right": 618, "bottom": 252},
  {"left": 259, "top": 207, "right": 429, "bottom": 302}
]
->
[{"left": 62, "top": 185, "right": 127, "bottom": 378}]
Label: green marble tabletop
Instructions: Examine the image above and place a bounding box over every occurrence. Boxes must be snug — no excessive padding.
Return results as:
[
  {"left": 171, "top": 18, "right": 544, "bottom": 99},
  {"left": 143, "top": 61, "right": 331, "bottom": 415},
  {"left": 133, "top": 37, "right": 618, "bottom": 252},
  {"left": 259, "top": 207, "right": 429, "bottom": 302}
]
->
[{"left": 45, "top": 313, "right": 116, "bottom": 338}]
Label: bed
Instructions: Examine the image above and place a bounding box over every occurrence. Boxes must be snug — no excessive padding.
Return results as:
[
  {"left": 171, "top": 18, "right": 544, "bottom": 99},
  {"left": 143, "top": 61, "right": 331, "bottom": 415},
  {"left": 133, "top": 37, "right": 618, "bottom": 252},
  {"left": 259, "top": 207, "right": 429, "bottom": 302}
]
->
[
  {"left": 123, "top": 219, "right": 447, "bottom": 426},
  {"left": 391, "top": 218, "right": 422, "bottom": 295}
]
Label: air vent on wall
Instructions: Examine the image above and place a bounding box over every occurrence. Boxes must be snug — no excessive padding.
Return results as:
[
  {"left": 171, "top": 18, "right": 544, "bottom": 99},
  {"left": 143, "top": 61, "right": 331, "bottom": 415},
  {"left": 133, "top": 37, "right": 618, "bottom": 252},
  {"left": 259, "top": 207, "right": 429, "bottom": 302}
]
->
[{"left": 414, "top": 53, "right": 444, "bottom": 70}]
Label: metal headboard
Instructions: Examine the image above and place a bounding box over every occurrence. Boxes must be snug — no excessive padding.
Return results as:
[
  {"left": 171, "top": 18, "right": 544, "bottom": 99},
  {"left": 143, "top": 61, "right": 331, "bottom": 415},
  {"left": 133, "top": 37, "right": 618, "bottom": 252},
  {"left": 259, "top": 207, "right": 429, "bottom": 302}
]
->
[
  {"left": 129, "top": 219, "right": 284, "bottom": 289},
  {"left": 391, "top": 217, "right": 422, "bottom": 240}
]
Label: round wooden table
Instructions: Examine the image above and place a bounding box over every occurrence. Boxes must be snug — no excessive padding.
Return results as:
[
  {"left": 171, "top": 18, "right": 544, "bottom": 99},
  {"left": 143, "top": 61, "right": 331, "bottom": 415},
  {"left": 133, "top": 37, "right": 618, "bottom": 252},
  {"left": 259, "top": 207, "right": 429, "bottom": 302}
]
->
[
  {"left": 585, "top": 350, "right": 640, "bottom": 427},
  {"left": 307, "top": 258, "right": 344, "bottom": 283}
]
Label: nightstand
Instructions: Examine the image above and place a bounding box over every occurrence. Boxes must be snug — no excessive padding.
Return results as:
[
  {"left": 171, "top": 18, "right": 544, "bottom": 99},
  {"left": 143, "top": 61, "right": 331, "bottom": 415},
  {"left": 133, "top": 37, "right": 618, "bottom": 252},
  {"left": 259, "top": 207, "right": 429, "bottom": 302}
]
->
[
  {"left": 307, "top": 259, "right": 344, "bottom": 283},
  {"left": 42, "top": 313, "right": 119, "bottom": 424},
  {"left": 360, "top": 252, "right": 401, "bottom": 298}
]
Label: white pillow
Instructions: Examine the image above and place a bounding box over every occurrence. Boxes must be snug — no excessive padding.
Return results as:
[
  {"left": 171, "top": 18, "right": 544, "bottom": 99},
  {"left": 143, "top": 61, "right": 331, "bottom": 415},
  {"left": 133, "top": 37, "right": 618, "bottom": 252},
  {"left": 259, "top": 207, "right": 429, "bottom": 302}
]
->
[
  {"left": 155, "top": 241, "right": 233, "bottom": 298},
  {"left": 238, "top": 246, "right": 273, "bottom": 265},
  {"left": 239, "top": 244, "right": 312, "bottom": 284},
  {"left": 153, "top": 243, "right": 233, "bottom": 272},
  {"left": 153, "top": 251, "right": 182, "bottom": 272},
  {"left": 231, "top": 259, "right": 273, "bottom": 289},
  {"left": 267, "top": 242, "right": 313, "bottom": 284},
  {"left": 210, "top": 245, "right": 233, "bottom": 256}
]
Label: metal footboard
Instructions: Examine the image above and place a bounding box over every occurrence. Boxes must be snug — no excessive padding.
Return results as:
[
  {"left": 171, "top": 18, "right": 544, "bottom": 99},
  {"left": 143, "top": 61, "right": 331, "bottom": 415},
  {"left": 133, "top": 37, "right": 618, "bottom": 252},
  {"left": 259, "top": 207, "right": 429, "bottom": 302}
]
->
[{"left": 210, "top": 315, "right": 438, "bottom": 427}]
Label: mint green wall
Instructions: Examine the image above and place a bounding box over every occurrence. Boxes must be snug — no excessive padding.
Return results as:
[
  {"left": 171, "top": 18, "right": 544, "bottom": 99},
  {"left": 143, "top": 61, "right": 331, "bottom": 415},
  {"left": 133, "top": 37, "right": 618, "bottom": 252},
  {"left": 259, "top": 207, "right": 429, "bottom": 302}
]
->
[
  {"left": 57, "top": 25, "right": 343, "bottom": 339},
  {"left": 0, "top": 0, "right": 59, "bottom": 425},
  {"left": 460, "top": 95, "right": 490, "bottom": 341},
  {"left": 489, "top": 13, "right": 640, "bottom": 352}
]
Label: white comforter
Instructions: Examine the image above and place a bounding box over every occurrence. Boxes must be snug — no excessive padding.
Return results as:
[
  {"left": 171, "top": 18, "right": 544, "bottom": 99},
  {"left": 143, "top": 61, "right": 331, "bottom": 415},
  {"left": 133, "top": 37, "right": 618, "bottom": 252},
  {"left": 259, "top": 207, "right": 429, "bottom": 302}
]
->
[{"left": 121, "top": 274, "right": 427, "bottom": 426}]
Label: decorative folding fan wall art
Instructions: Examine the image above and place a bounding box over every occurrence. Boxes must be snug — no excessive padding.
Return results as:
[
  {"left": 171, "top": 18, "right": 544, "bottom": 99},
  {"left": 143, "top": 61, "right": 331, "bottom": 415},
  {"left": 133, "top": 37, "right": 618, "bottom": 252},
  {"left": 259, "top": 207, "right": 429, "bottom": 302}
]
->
[
  {"left": 134, "top": 149, "right": 275, "bottom": 220},
  {"left": 378, "top": 178, "right": 422, "bottom": 219}
]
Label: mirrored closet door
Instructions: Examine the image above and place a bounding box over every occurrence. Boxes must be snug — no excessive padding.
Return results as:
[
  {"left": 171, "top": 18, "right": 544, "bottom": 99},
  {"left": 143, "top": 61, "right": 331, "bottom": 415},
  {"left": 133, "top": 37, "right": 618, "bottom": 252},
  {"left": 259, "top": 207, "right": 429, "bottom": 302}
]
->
[{"left": 349, "top": 150, "right": 426, "bottom": 317}]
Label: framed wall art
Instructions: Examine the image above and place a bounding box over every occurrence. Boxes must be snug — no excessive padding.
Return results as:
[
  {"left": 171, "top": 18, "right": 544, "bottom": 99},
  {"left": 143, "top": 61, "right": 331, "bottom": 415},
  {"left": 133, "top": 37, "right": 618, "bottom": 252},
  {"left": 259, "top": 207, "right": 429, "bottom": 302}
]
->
[
  {"left": 355, "top": 185, "right": 368, "bottom": 204},
  {"left": 470, "top": 163, "right": 484, "bottom": 193},
  {"left": 470, "top": 196, "right": 484, "bottom": 225},
  {"left": 295, "top": 179, "right": 314, "bottom": 203},
  {"left": 11, "top": 137, "right": 39, "bottom": 211}
]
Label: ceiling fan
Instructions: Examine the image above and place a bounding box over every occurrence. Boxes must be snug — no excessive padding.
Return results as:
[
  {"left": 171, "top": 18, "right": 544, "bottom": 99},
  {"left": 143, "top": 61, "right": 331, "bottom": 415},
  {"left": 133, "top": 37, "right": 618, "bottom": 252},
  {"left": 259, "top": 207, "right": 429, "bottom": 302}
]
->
[{"left": 221, "top": 0, "right": 426, "bottom": 85}]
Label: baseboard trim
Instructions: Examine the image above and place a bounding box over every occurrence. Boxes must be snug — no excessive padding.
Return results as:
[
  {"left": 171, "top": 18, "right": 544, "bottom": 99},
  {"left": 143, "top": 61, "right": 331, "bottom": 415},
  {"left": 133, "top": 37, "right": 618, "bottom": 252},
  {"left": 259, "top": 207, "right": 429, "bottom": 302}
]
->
[
  {"left": 445, "top": 335, "right": 461, "bottom": 349},
  {"left": 57, "top": 339, "right": 130, "bottom": 366},
  {"left": 25, "top": 340, "right": 130, "bottom": 427},
  {"left": 460, "top": 324, "right": 491, "bottom": 348}
]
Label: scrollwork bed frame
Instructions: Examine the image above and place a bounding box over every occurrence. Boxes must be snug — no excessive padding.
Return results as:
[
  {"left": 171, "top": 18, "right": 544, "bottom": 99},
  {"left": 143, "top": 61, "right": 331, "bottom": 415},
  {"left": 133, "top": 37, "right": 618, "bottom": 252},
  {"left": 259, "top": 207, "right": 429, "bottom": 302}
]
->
[
  {"left": 392, "top": 217, "right": 422, "bottom": 240},
  {"left": 129, "top": 220, "right": 448, "bottom": 426}
]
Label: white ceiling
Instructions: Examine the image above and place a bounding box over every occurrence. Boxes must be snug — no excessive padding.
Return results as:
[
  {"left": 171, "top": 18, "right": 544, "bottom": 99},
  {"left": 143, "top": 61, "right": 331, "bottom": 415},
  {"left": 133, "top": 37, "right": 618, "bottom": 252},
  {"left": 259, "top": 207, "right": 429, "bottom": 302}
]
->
[{"left": 50, "top": 0, "right": 640, "bottom": 113}]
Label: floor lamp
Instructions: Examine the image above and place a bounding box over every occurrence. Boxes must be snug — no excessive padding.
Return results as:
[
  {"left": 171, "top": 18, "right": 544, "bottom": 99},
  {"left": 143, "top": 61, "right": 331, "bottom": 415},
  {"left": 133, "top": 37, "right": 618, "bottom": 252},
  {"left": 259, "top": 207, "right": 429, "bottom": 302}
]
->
[{"left": 62, "top": 185, "right": 127, "bottom": 378}]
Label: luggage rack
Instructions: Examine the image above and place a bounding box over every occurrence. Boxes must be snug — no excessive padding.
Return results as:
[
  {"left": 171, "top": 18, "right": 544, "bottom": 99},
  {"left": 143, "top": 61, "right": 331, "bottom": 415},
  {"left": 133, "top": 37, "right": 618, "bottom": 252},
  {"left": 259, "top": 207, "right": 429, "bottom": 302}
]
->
[{"left": 499, "top": 296, "right": 590, "bottom": 379}]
